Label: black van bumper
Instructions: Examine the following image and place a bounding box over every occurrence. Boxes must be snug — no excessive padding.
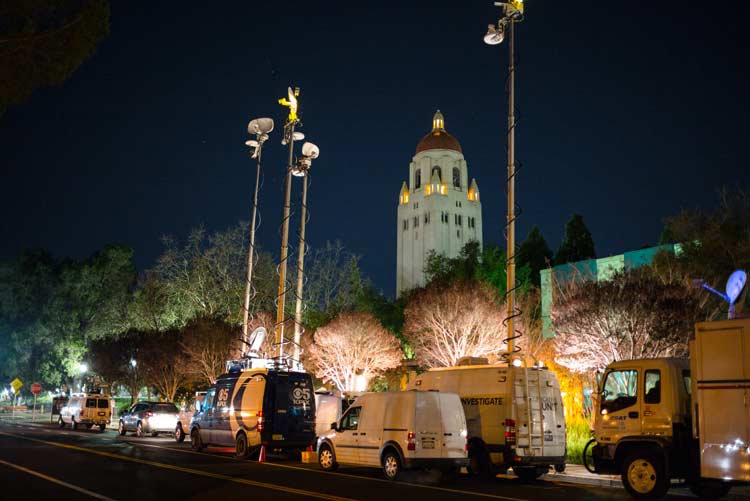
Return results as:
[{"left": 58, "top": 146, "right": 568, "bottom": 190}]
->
[{"left": 403, "top": 457, "right": 469, "bottom": 470}]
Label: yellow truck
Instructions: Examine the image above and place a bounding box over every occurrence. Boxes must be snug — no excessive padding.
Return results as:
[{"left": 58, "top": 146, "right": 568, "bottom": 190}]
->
[{"left": 587, "top": 318, "right": 750, "bottom": 499}]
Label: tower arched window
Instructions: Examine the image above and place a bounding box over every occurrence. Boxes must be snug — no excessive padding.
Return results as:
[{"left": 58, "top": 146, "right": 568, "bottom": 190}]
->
[
  {"left": 432, "top": 166, "right": 442, "bottom": 181},
  {"left": 453, "top": 167, "right": 460, "bottom": 188},
  {"left": 414, "top": 169, "right": 421, "bottom": 189}
]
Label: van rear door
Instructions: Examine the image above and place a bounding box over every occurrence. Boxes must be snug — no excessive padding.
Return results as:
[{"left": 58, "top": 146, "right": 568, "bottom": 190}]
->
[
  {"left": 267, "top": 373, "right": 315, "bottom": 446},
  {"left": 415, "top": 392, "right": 442, "bottom": 458},
  {"left": 514, "top": 368, "right": 566, "bottom": 458},
  {"left": 438, "top": 393, "right": 467, "bottom": 459}
]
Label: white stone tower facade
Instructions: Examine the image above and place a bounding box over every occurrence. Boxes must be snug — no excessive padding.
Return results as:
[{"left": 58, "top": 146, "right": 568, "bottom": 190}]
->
[{"left": 396, "top": 111, "right": 482, "bottom": 296}]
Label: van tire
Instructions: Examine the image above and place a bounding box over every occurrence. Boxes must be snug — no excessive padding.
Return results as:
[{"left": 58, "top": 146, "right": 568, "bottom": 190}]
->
[
  {"left": 382, "top": 450, "right": 401, "bottom": 481},
  {"left": 86, "top": 423, "right": 93, "bottom": 430},
  {"left": 467, "top": 445, "right": 493, "bottom": 479},
  {"left": 191, "top": 429, "right": 204, "bottom": 452},
  {"left": 235, "top": 432, "right": 249, "bottom": 459},
  {"left": 98, "top": 424, "right": 106, "bottom": 432},
  {"left": 175, "top": 424, "right": 186, "bottom": 443},
  {"left": 318, "top": 444, "right": 338, "bottom": 471},
  {"left": 621, "top": 451, "right": 669, "bottom": 500},
  {"left": 118, "top": 421, "right": 126, "bottom": 436},
  {"left": 513, "top": 466, "right": 544, "bottom": 482}
]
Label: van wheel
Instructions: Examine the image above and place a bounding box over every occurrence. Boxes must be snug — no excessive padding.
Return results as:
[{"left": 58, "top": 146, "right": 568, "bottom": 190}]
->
[
  {"left": 86, "top": 423, "right": 93, "bottom": 430},
  {"left": 175, "top": 424, "right": 185, "bottom": 443},
  {"left": 58, "top": 416, "right": 65, "bottom": 428},
  {"left": 318, "top": 444, "right": 338, "bottom": 471},
  {"left": 98, "top": 424, "right": 106, "bottom": 433},
  {"left": 235, "top": 433, "right": 249, "bottom": 459},
  {"left": 621, "top": 451, "right": 669, "bottom": 500},
  {"left": 513, "top": 466, "right": 544, "bottom": 482},
  {"left": 191, "top": 429, "right": 204, "bottom": 452},
  {"left": 135, "top": 422, "right": 144, "bottom": 438},
  {"left": 118, "top": 421, "right": 126, "bottom": 436},
  {"left": 467, "top": 446, "right": 494, "bottom": 479},
  {"left": 382, "top": 450, "right": 401, "bottom": 481}
]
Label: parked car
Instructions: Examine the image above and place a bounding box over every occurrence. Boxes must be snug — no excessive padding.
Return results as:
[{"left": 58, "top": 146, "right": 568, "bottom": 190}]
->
[
  {"left": 118, "top": 401, "right": 179, "bottom": 438},
  {"left": 59, "top": 393, "right": 111, "bottom": 432},
  {"left": 317, "top": 390, "right": 469, "bottom": 480},
  {"left": 189, "top": 368, "right": 315, "bottom": 458},
  {"left": 175, "top": 391, "right": 206, "bottom": 443}
]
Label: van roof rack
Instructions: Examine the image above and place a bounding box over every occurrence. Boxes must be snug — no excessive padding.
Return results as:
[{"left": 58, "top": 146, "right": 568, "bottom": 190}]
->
[{"left": 225, "top": 356, "right": 305, "bottom": 374}]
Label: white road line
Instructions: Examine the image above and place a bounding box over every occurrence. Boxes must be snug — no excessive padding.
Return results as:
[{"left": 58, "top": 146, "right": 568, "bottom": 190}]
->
[{"left": 0, "top": 458, "right": 117, "bottom": 501}]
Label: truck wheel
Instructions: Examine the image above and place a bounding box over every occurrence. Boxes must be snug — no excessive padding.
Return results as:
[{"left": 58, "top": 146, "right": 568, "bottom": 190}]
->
[
  {"left": 190, "top": 429, "right": 204, "bottom": 452},
  {"left": 382, "top": 450, "right": 401, "bottom": 481},
  {"left": 235, "top": 433, "right": 249, "bottom": 459},
  {"left": 582, "top": 438, "right": 597, "bottom": 473},
  {"left": 689, "top": 480, "right": 731, "bottom": 500},
  {"left": 513, "top": 466, "right": 544, "bottom": 482},
  {"left": 318, "top": 444, "right": 338, "bottom": 471},
  {"left": 118, "top": 421, "right": 126, "bottom": 436},
  {"left": 175, "top": 424, "right": 185, "bottom": 443},
  {"left": 621, "top": 451, "right": 669, "bottom": 500}
]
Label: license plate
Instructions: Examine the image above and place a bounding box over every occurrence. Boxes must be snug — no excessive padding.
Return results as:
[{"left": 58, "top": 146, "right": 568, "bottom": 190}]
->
[
  {"left": 272, "top": 434, "right": 284, "bottom": 440},
  {"left": 422, "top": 440, "right": 435, "bottom": 449}
]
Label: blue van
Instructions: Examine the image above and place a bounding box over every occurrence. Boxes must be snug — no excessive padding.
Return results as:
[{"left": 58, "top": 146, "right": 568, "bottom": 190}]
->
[{"left": 189, "top": 368, "right": 315, "bottom": 458}]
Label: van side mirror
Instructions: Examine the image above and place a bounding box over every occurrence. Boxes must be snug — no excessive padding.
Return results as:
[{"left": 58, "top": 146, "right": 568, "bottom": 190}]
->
[{"left": 330, "top": 422, "right": 338, "bottom": 431}]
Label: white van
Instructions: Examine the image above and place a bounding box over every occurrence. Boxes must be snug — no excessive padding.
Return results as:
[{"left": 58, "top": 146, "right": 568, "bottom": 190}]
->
[
  {"left": 407, "top": 360, "right": 566, "bottom": 480},
  {"left": 314, "top": 390, "right": 345, "bottom": 441},
  {"left": 58, "top": 393, "right": 111, "bottom": 432},
  {"left": 317, "top": 391, "right": 468, "bottom": 480}
]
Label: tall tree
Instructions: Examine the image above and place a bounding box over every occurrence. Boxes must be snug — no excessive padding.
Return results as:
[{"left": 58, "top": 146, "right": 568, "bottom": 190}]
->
[
  {"left": 139, "top": 330, "right": 189, "bottom": 402},
  {"left": 0, "top": 0, "right": 110, "bottom": 116},
  {"left": 306, "top": 312, "right": 402, "bottom": 392},
  {"left": 551, "top": 268, "right": 701, "bottom": 372},
  {"left": 655, "top": 187, "right": 750, "bottom": 319},
  {"left": 404, "top": 281, "right": 513, "bottom": 367},
  {"left": 180, "top": 317, "right": 241, "bottom": 385},
  {"left": 518, "top": 226, "right": 553, "bottom": 286},
  {"left": 555, "top": 214, "right": 596, "bottom": 265}
]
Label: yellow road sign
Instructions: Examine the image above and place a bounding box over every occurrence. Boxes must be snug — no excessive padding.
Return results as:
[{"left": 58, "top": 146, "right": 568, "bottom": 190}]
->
[{"left": 10, "top": 378, "right": 23, "bottom": 393}]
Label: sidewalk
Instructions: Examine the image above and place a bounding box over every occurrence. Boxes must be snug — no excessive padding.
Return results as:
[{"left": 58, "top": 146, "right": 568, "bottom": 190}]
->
[{"left": 542, "top": 464, "right": 622, "bottom": 488}]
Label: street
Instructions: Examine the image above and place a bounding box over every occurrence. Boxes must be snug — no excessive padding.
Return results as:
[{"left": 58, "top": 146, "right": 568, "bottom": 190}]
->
[{"left": 0, "top": 419, "right": 687, "bottom": 501}]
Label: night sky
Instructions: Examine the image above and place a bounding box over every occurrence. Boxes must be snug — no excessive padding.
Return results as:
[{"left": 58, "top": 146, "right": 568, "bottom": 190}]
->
[{"left": 2, "top": 0, "right": 749, "bottom": 296}]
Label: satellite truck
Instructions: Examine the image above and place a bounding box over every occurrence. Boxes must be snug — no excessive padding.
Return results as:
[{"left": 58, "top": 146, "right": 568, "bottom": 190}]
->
[
  {"left": 405, "top": 356, "right": 567, "bottom": 480},
  {"left": 586, "top": 270, "right": 750, "bottom": 499},
  {"left": 188, "top": 327, "right": 316, "bottom": 458}
]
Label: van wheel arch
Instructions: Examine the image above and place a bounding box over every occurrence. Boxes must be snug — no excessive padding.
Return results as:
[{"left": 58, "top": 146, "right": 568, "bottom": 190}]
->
[{"left": 380, "top": 441, "right": 405, "bottom": 466}]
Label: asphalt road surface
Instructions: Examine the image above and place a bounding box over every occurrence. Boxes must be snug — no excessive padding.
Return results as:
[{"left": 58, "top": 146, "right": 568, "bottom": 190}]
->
[{"left": 0, "top": 420, "right": 686, "bottom": 501}]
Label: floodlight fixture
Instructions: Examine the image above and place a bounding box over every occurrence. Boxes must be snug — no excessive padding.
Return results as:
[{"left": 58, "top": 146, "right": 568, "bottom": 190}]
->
[
  {"left": 281, "top": 131, "right": 305, "bottom": 146},
  {"left": 484, "top": 23, "right": 504, "bottom": 45},
  {"left": 247, "top": 117, "right": 274, "bottom": 135}
]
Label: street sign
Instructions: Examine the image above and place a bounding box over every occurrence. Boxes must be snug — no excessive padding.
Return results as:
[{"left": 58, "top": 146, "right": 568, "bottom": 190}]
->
[
  {"left": 31, "top": 383, "right": 42, "bottom": 395},
  {"left": 10, "top": 378, "right": 23, "bottom": 393}
]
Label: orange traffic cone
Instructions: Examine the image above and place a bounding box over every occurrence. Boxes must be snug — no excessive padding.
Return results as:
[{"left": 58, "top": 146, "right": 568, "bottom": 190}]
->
[{"left": 258, "top": 444, "right": 266, "bottom": 463}]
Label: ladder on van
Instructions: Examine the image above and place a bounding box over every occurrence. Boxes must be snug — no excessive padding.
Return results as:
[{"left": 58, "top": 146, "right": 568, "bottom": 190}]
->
[{"left": 513, "top": 368, "right": 546, "bottom": 457}]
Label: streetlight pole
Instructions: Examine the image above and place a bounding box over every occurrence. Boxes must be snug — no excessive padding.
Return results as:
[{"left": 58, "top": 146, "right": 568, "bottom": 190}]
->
[{"left": 484, "top": 0, "right": 524, "bottom": 360}]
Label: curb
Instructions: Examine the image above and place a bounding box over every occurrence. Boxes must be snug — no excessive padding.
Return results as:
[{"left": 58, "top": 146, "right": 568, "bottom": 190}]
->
[{"left": 543, "top": 471, "right": 622, "bottom": 488}]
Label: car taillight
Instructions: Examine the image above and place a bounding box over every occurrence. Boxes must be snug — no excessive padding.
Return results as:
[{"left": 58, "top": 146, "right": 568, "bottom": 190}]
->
[
  {"left": 464, "top": 436, "right": 468, "bottom": 454},
  {"left": 407, "top": 431, "right": 416, "bottom": 451},
  {"left": 80, "top": 409, "right": 85, "bottom": 416},
  {"left": 257, "top": 410, "right": 264, "bottom": 432},
  {"left": 146, "top": 411, "right": 153, "bottom": 417},
  {"left": 504, "top": 418, "right": 516, "bottom": 446}
]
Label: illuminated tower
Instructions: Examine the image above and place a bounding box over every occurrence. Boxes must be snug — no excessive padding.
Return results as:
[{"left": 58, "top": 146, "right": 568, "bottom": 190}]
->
[{"left": 396, "top": 111, "right": 483, "bottom": 296}]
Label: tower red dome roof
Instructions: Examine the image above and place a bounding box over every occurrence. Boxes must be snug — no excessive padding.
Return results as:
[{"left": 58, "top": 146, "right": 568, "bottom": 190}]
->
[{"left": 415, "top": 110, "right": 462, "bottom": 154}]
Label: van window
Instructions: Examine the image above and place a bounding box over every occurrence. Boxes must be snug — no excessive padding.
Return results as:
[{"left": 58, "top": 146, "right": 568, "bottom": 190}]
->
[
  {"left": 340, "top": 406, "right": 361, "bottom": 431},
  {"left": 203, "top": 388, "right": 216, "bottom": 412},
  {"left": 86, "top": 399, "right": 97, "bottom": 408},
  {"left": 644, "top": 370, "right": 661, "bottom": 404},
  {"left": 97, "top": 399, "right": 109, "bottom": 408},
  {"left": 601, "top": 369, "right": 638, "bottom": 413},
  {"left": 154, "top": 403, "right": 179, "bottom": 413},
  {"left": 682, "top": 369, "right": 691, "bottom": 396}
]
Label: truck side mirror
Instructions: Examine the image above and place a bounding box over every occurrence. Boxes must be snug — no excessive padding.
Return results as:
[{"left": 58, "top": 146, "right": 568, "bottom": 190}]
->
[{"left": 330, "top": 422, "right": 338, "bottom": 431}]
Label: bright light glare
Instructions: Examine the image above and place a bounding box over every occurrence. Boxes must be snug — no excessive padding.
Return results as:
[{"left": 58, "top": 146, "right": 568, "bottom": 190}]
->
[
  {"left": 78, "top": 363, "right": 88, "bottom": 374},
  {"left": 512, "top": 358, "right": 522, "bottom": 367},
  {"left": 130, "top": 358, "right": 137, "bottom": 368}
]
